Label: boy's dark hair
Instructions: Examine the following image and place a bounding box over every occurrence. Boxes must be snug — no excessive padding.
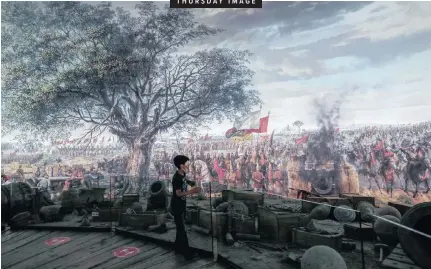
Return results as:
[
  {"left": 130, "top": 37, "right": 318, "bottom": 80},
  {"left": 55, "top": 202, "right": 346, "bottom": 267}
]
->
[{"left": 173, "top": 155, "right": 189, "bottom": 169}]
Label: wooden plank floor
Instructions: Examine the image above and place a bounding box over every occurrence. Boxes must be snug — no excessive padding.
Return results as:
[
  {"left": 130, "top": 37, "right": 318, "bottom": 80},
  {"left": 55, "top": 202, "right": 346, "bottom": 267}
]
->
[
  {"left": 1, "top": 229, "right": 226, "bottom": 269},
  {"left": 116, "top": 227, "right": 288, "bottom": 269},
  {"left": 381, "top": 244, "right": 421, "bottom": 269}
]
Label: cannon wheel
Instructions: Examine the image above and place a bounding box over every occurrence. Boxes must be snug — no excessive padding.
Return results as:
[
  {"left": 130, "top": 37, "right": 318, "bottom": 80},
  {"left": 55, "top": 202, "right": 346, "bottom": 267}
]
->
[
  {"left": 312, "top": 176, "right": 334, "bottom": 195},
  {"left": 398, "top": 202, "right": 431, "bottom": 269}
]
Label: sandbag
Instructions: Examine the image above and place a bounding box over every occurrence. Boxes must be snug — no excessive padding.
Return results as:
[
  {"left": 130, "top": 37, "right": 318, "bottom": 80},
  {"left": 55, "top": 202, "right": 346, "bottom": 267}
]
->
[
  {"left": 301, "top": 245, "right": 347, "bottom": 269},
  {"left": 39, "top": 205, "right": 64, "bottom": 222},
  {"left": 228, "top": 200, "right": 249, "bottom": 217},
  {"left": 309, "top": 204, "right": 331, "bottom": 220},
  {"left": 356, "top": 201, "right": 376, "bottom": 222},
  {"left": 9, "top": 211, "right": 33, "bottom": 227},
  {"left": 374, "top": 215, "right": 400, "bottom": 245},
  {"left": 333, "top": 205, "right": 356, "bottom": 223},
  {"left": 376, "top": 206, "right": 402, "bottom": 220},
  {"left": 132, "top": 202, "right": 144, "bottom": 214},
  {"left": 215, "top": 202, "right": 230, "bottom": 212}
]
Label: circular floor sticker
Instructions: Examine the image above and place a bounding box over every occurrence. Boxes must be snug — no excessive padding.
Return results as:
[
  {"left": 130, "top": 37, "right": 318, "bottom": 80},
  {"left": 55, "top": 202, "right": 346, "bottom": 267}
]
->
[
  {"left": 45, "top": 237, "right": 72, "bottom": 246},
  {"left": 112, "top": 246, "right": 140, "bottom": 258}
]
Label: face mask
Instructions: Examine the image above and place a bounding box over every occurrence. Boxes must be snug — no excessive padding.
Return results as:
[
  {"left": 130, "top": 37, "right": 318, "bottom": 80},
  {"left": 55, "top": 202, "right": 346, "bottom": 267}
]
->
[{"left": 182, "top": 161, "right": 190, "bottom": 173}]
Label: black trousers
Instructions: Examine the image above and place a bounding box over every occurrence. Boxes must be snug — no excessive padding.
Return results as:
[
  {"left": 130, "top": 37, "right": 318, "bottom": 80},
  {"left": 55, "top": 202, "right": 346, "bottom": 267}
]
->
[{"left": 173, "top": 210, "right": 191, "bottom": 256}]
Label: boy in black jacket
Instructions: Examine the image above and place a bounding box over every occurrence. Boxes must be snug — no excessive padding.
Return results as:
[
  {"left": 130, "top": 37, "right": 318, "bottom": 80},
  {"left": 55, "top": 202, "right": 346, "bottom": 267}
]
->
[{"left": 171, "top": 155, "right": 200, "bottom": 260}]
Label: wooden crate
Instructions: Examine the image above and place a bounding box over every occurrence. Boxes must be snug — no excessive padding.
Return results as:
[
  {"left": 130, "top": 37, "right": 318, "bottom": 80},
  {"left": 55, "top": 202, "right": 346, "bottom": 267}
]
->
[
  {"left": 185, "top": 208, "right": 199, "bottom": 225},
  {"left": 198, "top": 209, "right": 227, "bottom": 239},
  {"left": 118, "top": 211, "right": 166, "bottom": 229},
  {"left": 79, "top": 188, "right": 106, "bottom": 205},
  {"left": 343, "top": 222, "right": 374, "bottom": 240},
  {"left": 258, "top": 207, "right": 307, "bottom": 242},
  {"left": 122, "top": 194, "right": 140, "bottom": 207},
  {"left": 340, "top": 193, "right": 375, "bottom": 207},
  {"left": 222, "top": 189, "right": 264, "bottom": 204},
  {"left": 388, "top": 202, "right": 412, "bottom": 216},
  {"left": 293, "top": 228, "right": 343, "bottom": 250},
  {"left": 232, "top": 216, "right": 257, "bottom": 234},
  {"left": 382, "top": 244, "right": 421, "bottom": 269},
  {"left": 92, "top": 208, "right": 125, "bottom": 222}
]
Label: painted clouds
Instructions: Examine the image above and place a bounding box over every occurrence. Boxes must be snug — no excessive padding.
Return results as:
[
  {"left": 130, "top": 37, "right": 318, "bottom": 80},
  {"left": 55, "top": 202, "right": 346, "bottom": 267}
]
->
[{"left": 112, "top": 2, "right": 431, "bottom": 133}]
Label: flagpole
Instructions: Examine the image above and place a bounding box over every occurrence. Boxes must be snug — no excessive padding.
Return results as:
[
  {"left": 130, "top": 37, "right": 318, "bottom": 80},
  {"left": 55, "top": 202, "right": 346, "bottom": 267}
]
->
[
  {"left": 257, "top": 105, "right": 262, "bottom": 149},
  {"left": 266, "top": 110, "right": 270, "bottom": 141}
]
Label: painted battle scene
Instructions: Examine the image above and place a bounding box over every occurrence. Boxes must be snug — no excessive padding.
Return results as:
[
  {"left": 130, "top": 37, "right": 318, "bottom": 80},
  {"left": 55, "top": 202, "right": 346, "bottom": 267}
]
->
[{"left": 1, "top": 2, "right": 431, "bottom": 269}]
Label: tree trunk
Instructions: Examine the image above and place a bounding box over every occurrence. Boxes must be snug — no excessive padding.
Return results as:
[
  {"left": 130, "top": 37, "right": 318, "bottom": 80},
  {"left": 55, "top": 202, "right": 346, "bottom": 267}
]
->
[{"left": 123, "top": 139, "right": 154, "bottom": 194}]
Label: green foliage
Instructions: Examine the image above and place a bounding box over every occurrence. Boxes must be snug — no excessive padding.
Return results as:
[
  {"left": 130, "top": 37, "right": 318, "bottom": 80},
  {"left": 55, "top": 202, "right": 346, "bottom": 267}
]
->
[{"left": 2, "top": 2, "right": 260, "bottom": 145}]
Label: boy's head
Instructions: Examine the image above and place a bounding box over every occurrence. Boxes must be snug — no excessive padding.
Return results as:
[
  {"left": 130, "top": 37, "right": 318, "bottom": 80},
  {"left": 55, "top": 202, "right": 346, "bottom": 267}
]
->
[{"left": 173, "top": 155, "right": 190, "bottom": 170}]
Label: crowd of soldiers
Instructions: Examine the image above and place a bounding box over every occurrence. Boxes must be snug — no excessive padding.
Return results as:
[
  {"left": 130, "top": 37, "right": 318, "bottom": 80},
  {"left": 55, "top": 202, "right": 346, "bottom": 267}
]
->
[
  {"left": 150, "top": 122, "right": 431, "bottom": 197},
  {"left": 2, "top": 122, "right": 430, "bottom": 199}
]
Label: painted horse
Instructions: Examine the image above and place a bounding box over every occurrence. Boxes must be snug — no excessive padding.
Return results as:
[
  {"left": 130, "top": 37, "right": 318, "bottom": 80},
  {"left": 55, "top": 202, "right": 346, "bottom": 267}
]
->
[
  {"left": 403, "top": 156, "right": 431, "bottom": 198},
  {"left": 359, "top": 148, "right": 382, "bottom": 193},
  {"left": 379, "top": 158, "right": 396, "bottom": 197}
]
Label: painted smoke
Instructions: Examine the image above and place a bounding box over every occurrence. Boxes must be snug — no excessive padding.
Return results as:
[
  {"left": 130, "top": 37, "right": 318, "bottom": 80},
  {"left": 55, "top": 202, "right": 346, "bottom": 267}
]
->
[
  {"left": 307, "top": 97, "right": 342, "bottom": 165},
  {"left": 300, "top": 96, "right": 343, "bottom": 194}
]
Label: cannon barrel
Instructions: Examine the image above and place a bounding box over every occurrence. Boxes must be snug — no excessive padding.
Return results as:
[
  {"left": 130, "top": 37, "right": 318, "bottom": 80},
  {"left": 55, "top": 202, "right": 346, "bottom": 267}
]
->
[
  {"left": 146, "top": 180, "right": 168, "bottom": 211},
  {"left": 398, "top": 202, "right": 431, "bottom": 269}
]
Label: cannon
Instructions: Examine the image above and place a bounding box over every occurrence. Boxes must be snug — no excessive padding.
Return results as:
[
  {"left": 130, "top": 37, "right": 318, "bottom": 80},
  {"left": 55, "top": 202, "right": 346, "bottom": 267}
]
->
[
  {"left": 300, "top": 161, "right": 339, "bottom": 195},
  {"left": 289, "top": 159, "right": 359, "bottom": 196},
  {"left": 398, "top": 202, "right": 431, "bottom": 269},
  {"left": 1, "top": 182, "right": 54, "bottom": 224},
  {"left": 146, "top": 180, "right": 168, "bottom": 211}
]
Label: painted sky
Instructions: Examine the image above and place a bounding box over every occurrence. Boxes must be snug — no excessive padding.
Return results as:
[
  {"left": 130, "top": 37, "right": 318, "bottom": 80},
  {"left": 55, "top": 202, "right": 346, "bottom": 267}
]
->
[
  {"left": 112, "top": 1, "right": 431, "bottom": 134},
  {"left": 3, "top": 1, "right": 431, "bottom": 141}
]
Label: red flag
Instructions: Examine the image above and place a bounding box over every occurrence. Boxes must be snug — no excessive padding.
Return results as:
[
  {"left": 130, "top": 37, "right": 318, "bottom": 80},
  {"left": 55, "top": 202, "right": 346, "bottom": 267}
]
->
[
  {"left": 295, "top": 134, "right": 310, "bottom": 145},
  {"left": 384, "top": 150, "right": 394, "bottom": 158},
  {"left": 225, "top": 127, "right": 237, "bottom": 138},
  {"left": 259, "top": 116, "right": 269, "bottom": 133},
  {"left": 373, "top": 140, "right": 384, "bottom": 151}
]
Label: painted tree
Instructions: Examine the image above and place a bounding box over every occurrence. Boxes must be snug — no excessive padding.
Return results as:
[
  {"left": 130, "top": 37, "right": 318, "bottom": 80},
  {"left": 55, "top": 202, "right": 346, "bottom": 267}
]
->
[
  {"left": 280, "top": 124, "right": 291, "bottom": 135},
  {"left": 293, "top": 120, "right": 304, "bottom": 134},
  {"left": 1, "top": 2, "right": 260, "bottom": 190}
]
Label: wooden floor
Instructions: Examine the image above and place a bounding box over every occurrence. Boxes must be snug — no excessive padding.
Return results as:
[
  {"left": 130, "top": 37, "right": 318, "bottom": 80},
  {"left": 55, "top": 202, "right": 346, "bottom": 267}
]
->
[
  {"left": 1, "top": 229, "right": 226, "bottom": 269},
  {"left": 381, "top": 244, "right": 421, "bottom": 269}
]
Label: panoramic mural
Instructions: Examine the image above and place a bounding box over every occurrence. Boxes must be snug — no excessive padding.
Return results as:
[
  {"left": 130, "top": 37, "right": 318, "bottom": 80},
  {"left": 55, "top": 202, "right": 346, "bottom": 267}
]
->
[{"left": 2, "top": 2, "right": 430, "bottom": 207}]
